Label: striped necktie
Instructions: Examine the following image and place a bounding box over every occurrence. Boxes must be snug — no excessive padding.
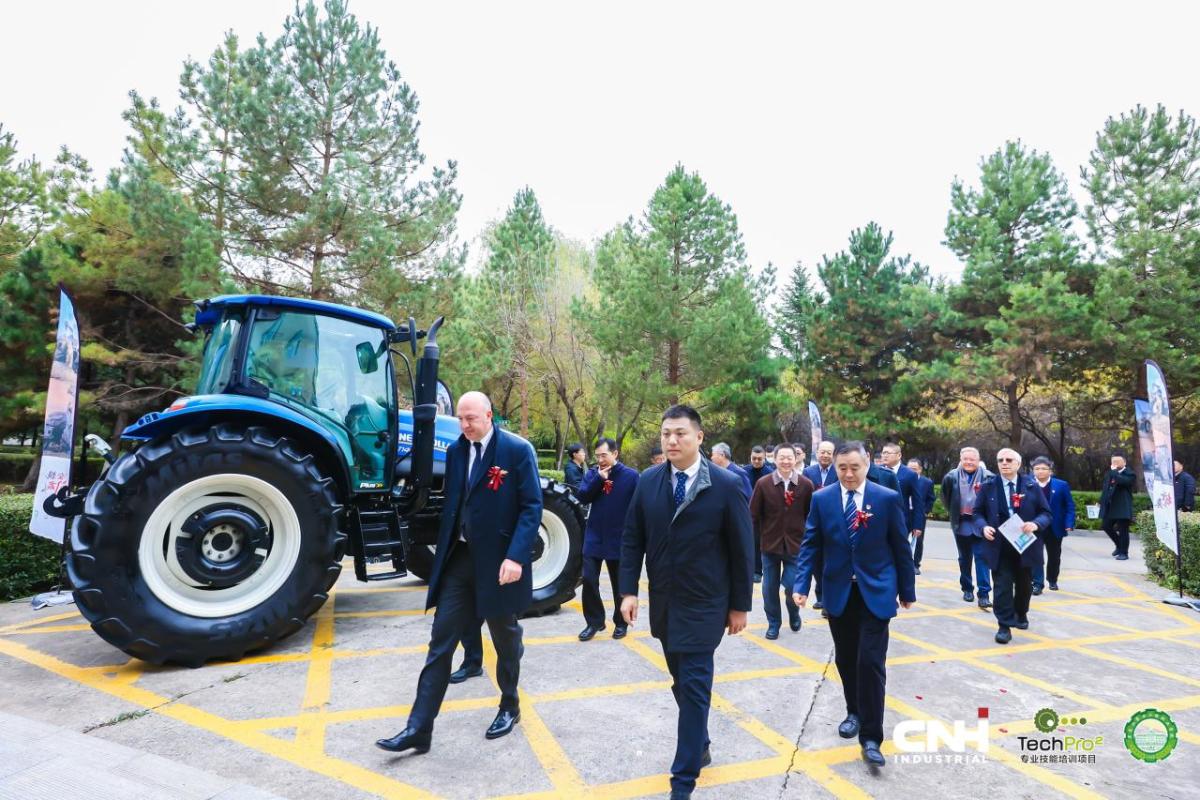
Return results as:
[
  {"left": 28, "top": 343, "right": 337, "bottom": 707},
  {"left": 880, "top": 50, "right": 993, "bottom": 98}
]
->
[{"left": 845, "top": 489, "right": 858, "bottom": 543}]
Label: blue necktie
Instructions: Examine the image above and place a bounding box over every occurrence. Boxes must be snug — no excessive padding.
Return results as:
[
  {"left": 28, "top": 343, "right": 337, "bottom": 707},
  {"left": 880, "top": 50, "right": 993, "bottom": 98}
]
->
[
  {"left": 1007, "top": 480, "right": 1016, "bottom": 516},
  {"left": 845, "top": 489, "right": 858, "bottom": 544},
  {"left": 673, "top": 471, "right": 688, "bottom": 508},
  {"left": 468, "top": 441, "right": 483, "bottom": 486}
]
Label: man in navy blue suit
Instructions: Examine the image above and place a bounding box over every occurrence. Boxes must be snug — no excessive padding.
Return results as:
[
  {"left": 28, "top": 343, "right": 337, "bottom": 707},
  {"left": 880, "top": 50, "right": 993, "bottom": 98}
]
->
[
  {"left": 803, "top": 440, "right": 838, "bottom": 489},
  {"left": 792, "top": 441, "right": 916, "bottom": 768},
  {"left": 1029, "top": 456, "right": 1076, "bottom": 593},
  {"left": 377, "top": 392, "right": 542, "bottom": 753},
  {"left": 907, "top": 459, "right": 936, "bottom": 574},
  {"left": 744, "top": 445, "right": 776, "bottom": 582},
  {"left": 941, "top": 446, "right": 993, "bottom": 609},
  {"left": 880, "top": 443, "right": 926, "bottom": 543},
  {"left": 711, "top": 442, "right": 753, "bottom": 501},
  {"left": 979, "top": 449, "right": 1052, "bottom": 645},
  {"left": 575, "top": 437, "right": 639, "bottom": 641},
  {"left": 621, "top": 405, "right": 754, "bottom": 800}
]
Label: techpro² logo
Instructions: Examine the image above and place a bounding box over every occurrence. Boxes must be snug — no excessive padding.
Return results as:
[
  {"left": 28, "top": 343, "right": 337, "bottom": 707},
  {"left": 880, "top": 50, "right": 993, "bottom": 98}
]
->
[{"left": 892, "top": 707, "right": 990, "bottom": 765}]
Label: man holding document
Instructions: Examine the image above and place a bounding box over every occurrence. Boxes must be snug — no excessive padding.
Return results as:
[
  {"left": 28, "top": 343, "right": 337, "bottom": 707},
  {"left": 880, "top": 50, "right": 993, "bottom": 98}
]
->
[{"left": 980, "top": 448, "right": 1052, "bottom": 645}]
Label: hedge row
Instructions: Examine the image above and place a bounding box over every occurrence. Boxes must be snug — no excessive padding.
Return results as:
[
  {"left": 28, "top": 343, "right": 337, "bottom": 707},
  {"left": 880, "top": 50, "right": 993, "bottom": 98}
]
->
[
  {"left": 1136, "top": 510, "right": 1200, "bottom": 597},
  {"left": 0, "top": 452, "right": 108, "bottom": 485},
  {"left": 0, "top": 494, "right": 63, "bottom": 601}
]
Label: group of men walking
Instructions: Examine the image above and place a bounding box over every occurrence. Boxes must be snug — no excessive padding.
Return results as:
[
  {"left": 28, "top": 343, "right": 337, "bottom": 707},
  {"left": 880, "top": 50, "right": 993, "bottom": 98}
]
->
[{"left": 374, "top": 392, "right": 1174, "bottom": 798}]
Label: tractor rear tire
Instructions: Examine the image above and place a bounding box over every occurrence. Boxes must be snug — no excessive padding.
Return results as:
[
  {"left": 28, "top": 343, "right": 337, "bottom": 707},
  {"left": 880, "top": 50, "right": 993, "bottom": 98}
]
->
[
  {"left": 404, "top": 479, "right": 584, "bottom": 616},
  {"left": 67, "top": 425, "right": 344, "bottom": 667}
]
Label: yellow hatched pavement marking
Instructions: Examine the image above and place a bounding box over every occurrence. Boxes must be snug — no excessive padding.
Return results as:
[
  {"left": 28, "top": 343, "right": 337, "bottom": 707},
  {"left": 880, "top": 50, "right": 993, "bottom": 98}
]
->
[
  {"left": 619, "top": 634, "right": 873, "bottom": 800},
  {"left": 296, "top": 596, "right": 337, "bottom": 754},
  {"left": 0, "top": 610, "right": 82, "bottom": 633},
  {"left": 0, "top": 636, "right": 439, "bottom": 799},
  {"left": 480, "top": 628, "right": 590, "bottom": 797}
]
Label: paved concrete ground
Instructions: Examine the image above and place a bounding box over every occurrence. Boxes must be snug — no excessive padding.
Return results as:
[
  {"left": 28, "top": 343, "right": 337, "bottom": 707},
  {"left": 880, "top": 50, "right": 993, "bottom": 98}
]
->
[{"left": 2, "top": 524, "right": 1198, "bottom": 799}]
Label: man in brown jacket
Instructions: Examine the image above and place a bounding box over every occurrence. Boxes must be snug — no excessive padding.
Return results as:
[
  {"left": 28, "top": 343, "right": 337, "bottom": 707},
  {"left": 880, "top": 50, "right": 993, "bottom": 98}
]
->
[{"left": 749, "top": 443, "right": 815, "bottom": 639}]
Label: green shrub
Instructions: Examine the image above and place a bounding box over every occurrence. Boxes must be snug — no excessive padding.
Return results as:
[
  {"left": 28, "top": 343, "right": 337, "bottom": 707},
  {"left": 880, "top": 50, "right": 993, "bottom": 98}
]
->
[
  {"left": 924, "top": 487, "right": 1152, "bottom": 531},
  {"left": 539, "top": 469, "right": 565, "bottom": 484},
  {"left": 1136, "top": 510, "right": 1200, "bottom": 597},
  {"left": 0, "top": 494, "right": 64, "bottom": 601}
]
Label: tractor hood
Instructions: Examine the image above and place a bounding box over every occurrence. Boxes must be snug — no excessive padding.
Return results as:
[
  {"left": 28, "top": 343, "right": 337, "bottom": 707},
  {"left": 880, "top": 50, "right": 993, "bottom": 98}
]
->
[{"left": 396, "top": 408, "right": 459, "bottom": 463}]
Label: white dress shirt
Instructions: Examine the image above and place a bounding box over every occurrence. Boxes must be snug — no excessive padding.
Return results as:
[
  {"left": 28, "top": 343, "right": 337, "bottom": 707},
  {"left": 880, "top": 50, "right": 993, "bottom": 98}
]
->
[
  {"left": 671, "top": 454, "right": 703, "bottom": 497},
  {"left": 840, "top": 481, "right": 866, "bottom": 514}
]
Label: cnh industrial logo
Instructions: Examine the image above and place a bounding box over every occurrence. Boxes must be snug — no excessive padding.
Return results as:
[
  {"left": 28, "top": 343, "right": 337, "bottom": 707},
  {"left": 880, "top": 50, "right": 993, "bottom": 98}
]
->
[{"left": 892, "top": 707, "right": 989, "bottom": 765}]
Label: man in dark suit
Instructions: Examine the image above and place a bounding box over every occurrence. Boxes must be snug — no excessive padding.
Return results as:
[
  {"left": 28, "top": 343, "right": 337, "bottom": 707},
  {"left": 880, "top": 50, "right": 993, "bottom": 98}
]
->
[
  {"left": 803, "top": 440, "right": 838, "bottom": 489},
  {"left": 866, "top": 458, "right": 900, "bottom": 492},
  {"left": 744, "top": 445, "right": 776, "bottom": 583},
  {"left": 711, "top": 442, "right": 753, "bottom": 502},
  {"left": 1029, "top": 456, "right": 1076, "bottom": 593},
  {"left": 880, "top": 443, "right": 926, "bottom": 543},
  {"left": 1175, "top": 460, "right": 1196, "bottom": 512},
  {"left": 377, "top": 392, "right": 542, "bottom": 753},
  {"left": 620, "top": 405, "right": 754, "bottom": 800},
  {"left": 979, "top": 449, "right": 1052, "bottom": 644},
  {"left": 1100, "top": 454, "right": 1137, "bottom": 561},
  {"left": 906, "top": 459, "right": 936, "bottom": 574},
  {"left": 564, "top": 442, "right": 587, "bottom": 490},
  {"left": 575, "top": 437, "right": 639, "bottom": 641},
  {"left": 792, "top": 441, "right": 916, "bottom": 768},
  {"left": 941, "top": 447, "right": 993, "bottom": 609}
]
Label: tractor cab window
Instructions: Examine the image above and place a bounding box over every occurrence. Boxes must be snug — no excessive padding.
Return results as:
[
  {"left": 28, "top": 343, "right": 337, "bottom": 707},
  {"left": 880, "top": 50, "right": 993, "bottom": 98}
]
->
[
  {"left": 245, "top": 311, "right": 394, "bottom": 490},
  {"left": 196, "top": 316, "right": 241, "bottom": 395}
]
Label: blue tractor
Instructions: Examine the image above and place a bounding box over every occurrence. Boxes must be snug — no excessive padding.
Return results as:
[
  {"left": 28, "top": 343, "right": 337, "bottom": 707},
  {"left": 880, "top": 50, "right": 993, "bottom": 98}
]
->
[{"left": 63, "top": 296, "right": 584, "bottom": 666}]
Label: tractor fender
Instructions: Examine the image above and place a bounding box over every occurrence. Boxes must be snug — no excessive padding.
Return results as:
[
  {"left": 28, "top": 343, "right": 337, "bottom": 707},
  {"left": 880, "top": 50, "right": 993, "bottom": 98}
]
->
[{"left": 121, "top": 395, "right": 352, "bottom": 495}]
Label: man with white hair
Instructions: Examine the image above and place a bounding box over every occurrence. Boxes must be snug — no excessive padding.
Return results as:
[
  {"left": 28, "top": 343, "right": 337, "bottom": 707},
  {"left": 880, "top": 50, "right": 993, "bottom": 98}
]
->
[
  {"left": 710, "top": 442, "right": 752, "bottom": 502},
  {"left": 979, "top": 449, "right": 1052, "bottom": 644},
  {"left": 941, "top": 447, "right": 993, "bottom": 609}
]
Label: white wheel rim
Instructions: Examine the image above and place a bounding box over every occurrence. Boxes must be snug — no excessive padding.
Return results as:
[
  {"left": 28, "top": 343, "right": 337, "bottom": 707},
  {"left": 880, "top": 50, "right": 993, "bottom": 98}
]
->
[
  {"left": 138, "top": 474, "right": 302, "bottom": 618},
  {"left": 532, "top": 509, "right": 571, "bottom": 592}
]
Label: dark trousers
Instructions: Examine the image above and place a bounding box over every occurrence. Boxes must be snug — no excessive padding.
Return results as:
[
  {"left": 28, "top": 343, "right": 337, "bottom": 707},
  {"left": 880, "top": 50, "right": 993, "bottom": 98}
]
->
[
  {"left": 761, "top": 552, "right": 799, "bottom": 629},
  {"left": 955, "top": 532, "right": 992, "bottom": 597},
  {"left": 1104, "top": 519, "right": 1131, "bottom": 556},
  {"left": 912, "top": 529, "right": 925, "bottom": 567},
  {"left": 754, "top": 532, "right": 762, "bottom": 576},
  {"left": 582, "top": 556, "right": 623, "bottom": 629},
  {"left": 827, "top": 583, "right": 890, "bottom": 744},
  {"left": 662, "top": 647, "right": 714, "bottom": 794},
  {"left": 991, "top": 544, "right": 1033, "bottom": 628},
  {"left": 1032, "top": 536, "right": 1062, "bottom": 589},
  {"left": 458, "top": 619, "right": 483, "bottom": 670},
  {"left": 408, "top": 545, "right": 524, "bottom": 733}
]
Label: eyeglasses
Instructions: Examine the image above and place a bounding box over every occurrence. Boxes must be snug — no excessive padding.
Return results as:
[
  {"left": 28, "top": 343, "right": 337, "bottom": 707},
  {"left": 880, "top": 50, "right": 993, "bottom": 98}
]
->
[{"left": 997, "top": 457, "right": 1016, "bottom": 462}]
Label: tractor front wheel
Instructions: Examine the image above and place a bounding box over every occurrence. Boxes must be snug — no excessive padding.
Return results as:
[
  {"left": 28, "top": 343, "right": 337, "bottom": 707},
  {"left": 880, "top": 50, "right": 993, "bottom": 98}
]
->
[{"left": 67, "top": 425, "right": 344, "bottom": 667}]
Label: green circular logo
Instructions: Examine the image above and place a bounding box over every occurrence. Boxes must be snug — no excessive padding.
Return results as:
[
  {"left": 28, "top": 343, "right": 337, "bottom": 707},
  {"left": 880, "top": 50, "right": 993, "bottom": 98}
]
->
[
  {"left": 1124, "top": 708, "right": 1178, "bottom": 763},
  {"left": 1034, "top": 708, "right": 1060, "bottom": 733}
]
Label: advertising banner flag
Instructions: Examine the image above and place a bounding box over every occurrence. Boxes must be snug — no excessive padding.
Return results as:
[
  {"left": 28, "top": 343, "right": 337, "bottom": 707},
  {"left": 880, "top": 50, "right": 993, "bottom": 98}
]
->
[
  {"left": 29, "top": 288, "right": 81, "bottom": 543},
  {"left": 808, "top": 401, "right": 822, "bottom": 467},
  {"left": 1133, "top": 361, "right": 1179, "bottom": 556}
]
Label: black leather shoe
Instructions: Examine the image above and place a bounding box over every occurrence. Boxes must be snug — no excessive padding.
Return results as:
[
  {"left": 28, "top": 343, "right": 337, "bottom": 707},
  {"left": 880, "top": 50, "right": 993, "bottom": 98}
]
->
[
  {"left": 701, "top": 745, "right": 712, "bottom": 767},
  {"left": 915, "top": 566, "right": 921, "bottom": 575},
  {"left": 1049, "top": 582, "right": 1058, "bottom": 591},
  {"left": 375, "top": 728, "right": 431, "bottom": 754},
  {"left": 821, "top": 609, "right": 830, "bottom": 619},
  {"left": 765, "top": 625, "right": 780, "bottom": 640},
  {"left": 838, "top": 713, "right": 860, "bottom": 739},
  {"left": 1112, "top": 548, "right": 1119, "bottom": 556},
  {"left": 1015, "top": 618, "right": 1029, "bottom": 630},
  {"left": 789, "top": 615, "right": 802, "bottom": 632},
  {"left": 753, "top": 573, "right": 763, "bottom": 584},
  {"left": 449, "top": 665, "right": 483, "bottom": 684},
  {"left": 963, "top": 591, "right": 974, "bottom": 603},
  {"left": 612, "top": 626, "right": 628, "bottom": 639},
  {"left": 978, "top": 596, "right": 992, "bottom": 609},
  {"left": 995, "top": 626, "right": 1012, "bottom": 644},
  {"left": 578, "top": 625, "right": 603, "bottom": 641},
  {"left": 813, "top": 599, "right": 824, "bottom": 610},
  {"left": 1031, "top": 587, "right": 1043, "bottom": 596},
  {"left": 485, "top": 709, "right": 520, "bottom": 739},
  {"left": 862, "top": 740, "right": 885, "bottom": 766},
  {"left": 1115, "top": 554, "right": 1129, "bottom": 561}
]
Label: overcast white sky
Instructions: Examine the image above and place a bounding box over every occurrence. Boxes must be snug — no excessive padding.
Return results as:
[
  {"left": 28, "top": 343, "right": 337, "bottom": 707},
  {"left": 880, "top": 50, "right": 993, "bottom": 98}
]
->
[{"left": 3, "top": 1, "right": 1197, "bottom": 283}]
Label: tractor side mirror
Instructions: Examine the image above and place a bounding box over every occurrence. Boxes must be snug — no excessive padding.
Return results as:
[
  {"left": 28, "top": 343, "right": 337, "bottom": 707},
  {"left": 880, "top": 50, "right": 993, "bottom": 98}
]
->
[
  {"left": 356, "top": 342, "right": 379, "bottom": 374},
  {"left": 436, "top": 380, "right": 454, "bottom": 415}
]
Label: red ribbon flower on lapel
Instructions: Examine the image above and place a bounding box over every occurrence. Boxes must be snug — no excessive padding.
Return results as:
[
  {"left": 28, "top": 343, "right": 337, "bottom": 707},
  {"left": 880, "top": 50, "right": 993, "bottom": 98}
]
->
[
  {"left": 602, "top": 479, "right": 614, "bottom": 495},
  {"left": 784, "top": 489, "right": 795, "bottom": 507},
  {"left": 973, "top": 482, "right": 982, "bottom": 493},
  {"left": 1011, "top": 493, "right": 1024, "bottom": 509},
  {"left": 486, "top": 465, "right": 508, "bottom": 491},
  {"left": 852, "top": 508, "right": 874, "bottom": 530}
]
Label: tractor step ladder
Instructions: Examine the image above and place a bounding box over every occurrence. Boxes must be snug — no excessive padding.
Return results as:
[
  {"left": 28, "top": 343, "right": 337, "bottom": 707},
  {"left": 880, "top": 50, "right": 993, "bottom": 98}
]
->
[{"left": 350, "top": 505, "right": 409, "bottom": 581}]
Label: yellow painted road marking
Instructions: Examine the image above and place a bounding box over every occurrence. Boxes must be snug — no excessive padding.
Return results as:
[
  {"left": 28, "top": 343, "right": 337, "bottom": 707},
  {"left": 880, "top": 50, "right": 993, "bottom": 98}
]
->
[
  {"left": 0, "top": 609, "right": 82, "bottom": 633},
  {"left": 296, "top": 595, "right": 337, "bottom": 754}
]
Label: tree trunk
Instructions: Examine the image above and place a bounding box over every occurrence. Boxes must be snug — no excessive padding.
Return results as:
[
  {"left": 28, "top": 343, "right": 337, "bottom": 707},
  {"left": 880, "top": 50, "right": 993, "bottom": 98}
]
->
[
  {"left": 21, "top": 453, "right": 40, "bottom": 493},
  {"left": 1006, "top": 381, "right": 1022, "bottom": 449}
]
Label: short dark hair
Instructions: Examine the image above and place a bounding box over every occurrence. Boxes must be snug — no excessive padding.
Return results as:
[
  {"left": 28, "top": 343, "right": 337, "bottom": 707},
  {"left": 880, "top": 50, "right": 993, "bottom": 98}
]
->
[
  {"left": 1030, "top": 456, "right": 1054, "bottom": 469},
  {"left": 1112, "top": 452, "right": 1126, "bottom": 459},
  {"left": 595, "top": 437, "right": 618, "bottom": 453},
  {"left": 649, "top": 445, "right": 663, "bottom": 456},
  {"left": 774, "top": 443, "right": 797, "bottom": 457},
  {"left": 835, "top": 441, "right": 869, "bottom": 460},
  {"left": 661, "top": 404, "right": 702, "bottom": 430},
  {"left": 751, "top": 445, "right": 765, "bottom": 454},
  {"left": 567, "top": 442, "right": 584, "bottom": 457},
  {"left": 764, "top": 444, "right": 776, "bottom": 453}
]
